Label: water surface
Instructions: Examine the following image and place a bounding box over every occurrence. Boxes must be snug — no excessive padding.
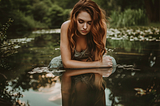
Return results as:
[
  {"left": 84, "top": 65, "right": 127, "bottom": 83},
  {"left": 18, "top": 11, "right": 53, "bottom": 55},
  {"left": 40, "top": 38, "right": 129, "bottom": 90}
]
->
[{"left": 0, "top": 33, "right": 160, "bottom": 106}]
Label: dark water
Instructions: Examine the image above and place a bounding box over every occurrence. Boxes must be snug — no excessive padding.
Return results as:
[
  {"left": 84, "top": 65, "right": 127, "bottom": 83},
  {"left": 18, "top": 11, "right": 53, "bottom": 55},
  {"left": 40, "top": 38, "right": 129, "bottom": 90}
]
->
[{"left": 0, "top": 33, "right": 160, "bottom": 106}]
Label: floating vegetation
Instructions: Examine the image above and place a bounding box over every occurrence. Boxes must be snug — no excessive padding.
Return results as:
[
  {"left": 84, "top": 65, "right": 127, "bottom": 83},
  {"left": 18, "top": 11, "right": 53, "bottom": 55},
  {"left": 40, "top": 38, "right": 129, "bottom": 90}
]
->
[
  {"left": 107, "top": 27, "right": 160, "bottom": 41},
  {"left": 32, "top": 29, "right": 60, "bottom": 34},
  {"left": 0, "top": 38, "right": 34, "bottom": 58},
  {"left": 2, "top": 38, "right": 34, "bottom": 49}
]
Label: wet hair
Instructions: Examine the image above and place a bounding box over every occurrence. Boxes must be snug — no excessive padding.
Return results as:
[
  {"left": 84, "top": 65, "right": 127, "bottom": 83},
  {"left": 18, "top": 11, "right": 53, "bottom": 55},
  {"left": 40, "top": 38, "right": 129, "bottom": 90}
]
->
[{"left": 67, "top": 0, "right": 107, "bottom": 61}]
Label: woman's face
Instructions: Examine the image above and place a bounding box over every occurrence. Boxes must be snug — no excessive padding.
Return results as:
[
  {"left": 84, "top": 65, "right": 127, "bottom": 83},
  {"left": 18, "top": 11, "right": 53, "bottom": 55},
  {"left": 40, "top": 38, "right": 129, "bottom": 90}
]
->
[{"left": 76, "top": 11, "right": 92, "bottom": 36}]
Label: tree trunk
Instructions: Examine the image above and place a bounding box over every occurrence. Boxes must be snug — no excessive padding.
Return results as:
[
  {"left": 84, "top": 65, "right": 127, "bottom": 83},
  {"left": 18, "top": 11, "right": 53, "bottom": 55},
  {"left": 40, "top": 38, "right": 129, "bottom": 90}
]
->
[{"left": 144, "top": 0, "right": 160, "bottom": 22}]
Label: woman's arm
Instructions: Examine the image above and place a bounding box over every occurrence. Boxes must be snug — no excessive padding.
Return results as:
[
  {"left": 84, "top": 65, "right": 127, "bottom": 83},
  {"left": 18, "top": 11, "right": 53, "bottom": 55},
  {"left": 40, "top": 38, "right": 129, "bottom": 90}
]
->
[
  {"left": 60, "top": 21, "right": 112, "bottom": 68},
  {"left": 63, "top": 68, "right": 113, "bottom": 77}
]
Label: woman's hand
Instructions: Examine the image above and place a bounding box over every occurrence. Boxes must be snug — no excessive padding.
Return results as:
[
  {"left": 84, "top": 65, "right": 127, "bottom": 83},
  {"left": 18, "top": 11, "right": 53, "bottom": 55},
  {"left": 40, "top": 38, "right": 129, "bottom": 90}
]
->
[{"left": 101, "top": 55, "right": 113, "bottom": 67}]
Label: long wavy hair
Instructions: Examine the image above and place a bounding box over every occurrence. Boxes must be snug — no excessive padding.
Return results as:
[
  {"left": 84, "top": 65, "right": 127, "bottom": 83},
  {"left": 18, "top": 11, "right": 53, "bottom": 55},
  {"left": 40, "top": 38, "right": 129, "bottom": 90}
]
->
[
  {"left": 68, "top": 0, "right": 108, "bottom": 105},
  {"left": 67, "top": 0, "right": 107, "bottom": 61}
]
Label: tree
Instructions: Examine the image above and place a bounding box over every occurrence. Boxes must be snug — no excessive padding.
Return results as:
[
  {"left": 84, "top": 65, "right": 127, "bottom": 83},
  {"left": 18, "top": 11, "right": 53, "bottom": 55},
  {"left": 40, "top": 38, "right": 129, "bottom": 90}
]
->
[
  {"left": 54, "top": 0, "right": 79, "bottom": 9},
  {"left": 32, "top": 1, "right": 50, "bottom": 22},
  {"left": 43, "top": 4, "right": 64, "bottom": 28},
  {"left": 143, "top": 0, "right": 160, "bottom": 22},
  {"left": 94, "top": 0, "right": 160, "bottom": 23}
]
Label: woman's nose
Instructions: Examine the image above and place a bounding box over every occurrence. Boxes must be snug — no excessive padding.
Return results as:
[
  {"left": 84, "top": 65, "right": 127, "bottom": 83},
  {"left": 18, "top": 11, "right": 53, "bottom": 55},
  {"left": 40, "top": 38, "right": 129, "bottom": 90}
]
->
[{"left": 83, "top": 23, "right": 87, "bottom": 29}]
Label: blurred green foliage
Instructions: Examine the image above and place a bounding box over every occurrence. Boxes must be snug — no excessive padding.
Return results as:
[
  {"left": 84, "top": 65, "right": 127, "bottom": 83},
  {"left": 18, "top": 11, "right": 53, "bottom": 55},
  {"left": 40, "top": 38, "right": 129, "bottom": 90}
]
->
[
  {"left": 0, "top": 18, "right": 13, "bottom": 46},
  {"left": 93, "top": 0, "right": 144, "bottom": 15},
  {"left": 10, "top": 10, "right": 47, "bottom": 33},
  {"left": 54, "top": 0, "right": 79, "bottom": 9},
  {"left": 43, "top": 4, "right": 70, "bottom": 28},
  {"left": 0, "top": 19, "right": 17, "bottom": 70},
  {"left": 0, "top": 0, "right": 159, "bottom": 36},
  {"left": 110, "top": 9, "right": 148, "bottom": 27},
  {"left": 0, "top": 0, "right": 72, "bottom": 35}
]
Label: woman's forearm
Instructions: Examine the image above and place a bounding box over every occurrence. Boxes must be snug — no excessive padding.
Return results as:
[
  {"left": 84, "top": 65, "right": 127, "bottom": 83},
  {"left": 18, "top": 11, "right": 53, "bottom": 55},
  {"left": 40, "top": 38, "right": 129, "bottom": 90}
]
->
[
  {"left": 63, "top": 59, "right": 101, "bottom": 69},
  {"left": 63, "top": 55, "right": 112, "bottom": 69}
]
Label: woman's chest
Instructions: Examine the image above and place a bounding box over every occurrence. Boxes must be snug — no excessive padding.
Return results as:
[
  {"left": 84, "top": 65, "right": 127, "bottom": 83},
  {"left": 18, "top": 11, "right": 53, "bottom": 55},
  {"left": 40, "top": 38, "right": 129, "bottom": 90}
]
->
[{"left": 75, "top": 38, "right": 88, "bottom": 52}]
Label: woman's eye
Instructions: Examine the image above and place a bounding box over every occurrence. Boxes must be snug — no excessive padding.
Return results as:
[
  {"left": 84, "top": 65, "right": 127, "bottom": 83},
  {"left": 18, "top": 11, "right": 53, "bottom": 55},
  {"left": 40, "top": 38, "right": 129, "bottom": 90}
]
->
[
  {"left": 88, "top": 22, "right": 91, "bottom": 25},
  {"left": 78, "top": 20, "right": 84, "bottom": 24}
]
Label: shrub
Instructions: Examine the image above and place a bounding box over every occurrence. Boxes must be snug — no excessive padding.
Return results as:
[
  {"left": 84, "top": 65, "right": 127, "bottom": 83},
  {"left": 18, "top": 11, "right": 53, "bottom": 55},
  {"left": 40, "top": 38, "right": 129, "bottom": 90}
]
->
[
  {"left": 10, "top": 10, "right": 47, "bottom": 33},
  {"left": 32, "top": 1, "right": 50, "bottom": 22},
  {"left": 0, "top": 18, "right": 13, "bottom": 46},
  {"left": 63, "top": 9, "right": 71, "bottom": 21},
  {"left": 43, "top": 4, "right": 64, "bottom": 28},
  {"left": 110, "top": 9, "right": 148, "bottom": 27}
]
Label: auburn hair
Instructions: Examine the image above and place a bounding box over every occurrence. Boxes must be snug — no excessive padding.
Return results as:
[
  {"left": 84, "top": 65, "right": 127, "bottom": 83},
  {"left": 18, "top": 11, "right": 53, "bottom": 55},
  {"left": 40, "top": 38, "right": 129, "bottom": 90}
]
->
[{"left": 67, "top": 0, "right": 107, "bottom": 61}]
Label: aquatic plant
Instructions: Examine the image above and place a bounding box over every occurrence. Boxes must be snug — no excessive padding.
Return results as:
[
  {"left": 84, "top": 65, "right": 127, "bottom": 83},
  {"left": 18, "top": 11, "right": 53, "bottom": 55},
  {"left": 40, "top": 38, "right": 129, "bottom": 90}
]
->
[
  {"left": 0, "top": 18, "right": 14, "bottom": 46},
  {"left": 107, "top": 26, "right": 160, "bottom": 41},
  {"left": 0, "top": 18, "right": 15, "bottom": 69}
]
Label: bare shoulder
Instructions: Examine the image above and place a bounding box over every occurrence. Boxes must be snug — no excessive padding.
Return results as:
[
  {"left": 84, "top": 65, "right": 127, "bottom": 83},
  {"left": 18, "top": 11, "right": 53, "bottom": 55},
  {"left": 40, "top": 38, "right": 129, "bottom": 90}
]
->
[
  {"left": 61, "top": 20, "right": 70, "bottom": 31},
  {"left": 60, "top": 20, "right": 70, "bottom": 41}
]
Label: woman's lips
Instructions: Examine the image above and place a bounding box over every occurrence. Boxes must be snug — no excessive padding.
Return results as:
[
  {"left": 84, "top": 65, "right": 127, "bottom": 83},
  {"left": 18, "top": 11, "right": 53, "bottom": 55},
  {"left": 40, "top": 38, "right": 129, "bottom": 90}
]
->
[{"left": 81, "top": 30, "right": 87, "bottom": 33}]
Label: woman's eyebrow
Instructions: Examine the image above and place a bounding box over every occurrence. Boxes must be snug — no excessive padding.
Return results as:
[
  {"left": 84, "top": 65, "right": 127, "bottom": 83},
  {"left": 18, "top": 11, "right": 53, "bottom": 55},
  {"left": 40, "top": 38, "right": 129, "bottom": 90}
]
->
[
  {"left": 78, "top": 18, "right": 92, "bottom": 22},
  {"left": 78, "top": 18, "right": 84, "bottom": 21}
]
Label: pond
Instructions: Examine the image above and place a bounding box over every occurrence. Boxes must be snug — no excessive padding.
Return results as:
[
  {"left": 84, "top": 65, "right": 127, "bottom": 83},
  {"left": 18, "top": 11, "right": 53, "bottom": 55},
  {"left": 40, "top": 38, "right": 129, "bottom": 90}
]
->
[{"left": 0, "top": 31, "right": 160, "bottom": 106}]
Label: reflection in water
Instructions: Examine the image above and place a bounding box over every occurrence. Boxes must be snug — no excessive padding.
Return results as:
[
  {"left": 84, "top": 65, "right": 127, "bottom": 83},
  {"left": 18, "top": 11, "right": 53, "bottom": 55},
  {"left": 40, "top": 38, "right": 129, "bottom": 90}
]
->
[
  {"left": 61, "top": 68, "right": 114, "bottom": 106},
  {"left": 107, "top": 39, "right": 160, "bottom": 69},
  {"left": 105, "top": 67, "right": 160, "bottom": 106},
  {"left": 29, "top": 67, "right": 116, "bottom": 106},
  {"left": 148, "top": 52, "right": 156, "bottom": 67},
  {"left": 27, "top": 65, "right": 142, "bottom": 106},
  {"left": 7, "top": 71, "right": 63, "bottom": 106},
  {"left": 0, "top": 73, "right": 24, "bottom": 106}
]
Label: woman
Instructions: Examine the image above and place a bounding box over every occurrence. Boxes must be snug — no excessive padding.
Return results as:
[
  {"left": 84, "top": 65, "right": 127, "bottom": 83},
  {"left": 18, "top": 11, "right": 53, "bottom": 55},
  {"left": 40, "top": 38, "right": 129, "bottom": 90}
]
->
[{"left": 48, "top": 0, "right": 116, "bottom": 106}]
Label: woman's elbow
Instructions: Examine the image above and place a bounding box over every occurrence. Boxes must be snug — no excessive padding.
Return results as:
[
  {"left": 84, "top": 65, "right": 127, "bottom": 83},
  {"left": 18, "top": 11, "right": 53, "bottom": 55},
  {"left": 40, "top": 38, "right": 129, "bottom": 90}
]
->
[{"left": 62, "top": 61, "right": 70, "bottom": 68}]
